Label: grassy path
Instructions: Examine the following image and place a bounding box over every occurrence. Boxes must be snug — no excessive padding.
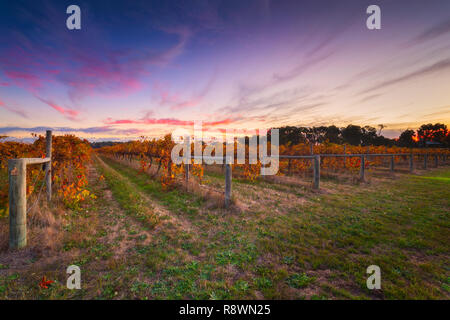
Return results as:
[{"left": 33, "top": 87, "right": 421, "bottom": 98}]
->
[
  {"left": 1, "top": 155, "right": 448, "bottom": 299},
  {"left": 100, "top": 155, "right": 450, "bottom": 299}
]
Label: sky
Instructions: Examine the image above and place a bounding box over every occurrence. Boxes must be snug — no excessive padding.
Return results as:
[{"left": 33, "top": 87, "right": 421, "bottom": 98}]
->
[{"left": 0, "top": 0, "right": 449, "bottom": 141}]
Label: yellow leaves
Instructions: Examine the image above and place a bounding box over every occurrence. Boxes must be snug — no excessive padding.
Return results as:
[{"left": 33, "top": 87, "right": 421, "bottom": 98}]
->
[
  {"left": 191, "top": 164, "right": 204, "bottom": 183},
  {"left": 0, "top": 207, "right": 8, "bottom": 218}
]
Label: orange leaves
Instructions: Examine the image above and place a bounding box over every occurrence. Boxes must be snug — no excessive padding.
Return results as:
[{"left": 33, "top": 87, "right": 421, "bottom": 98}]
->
[
  {"left": 0, "top": 134, "right": 92, "bottom": 213},
  {"left": 39, "top": 276, "right": 54, "bottom": 289},
  {"left": 234, "top": 162, "right": 261, "bottom": 181},
  {"left": 191, "top": 163, "right": 204, "bottom": 183},
  {"left": 95, "top": 137, "right": 450, "bottom": 187}
]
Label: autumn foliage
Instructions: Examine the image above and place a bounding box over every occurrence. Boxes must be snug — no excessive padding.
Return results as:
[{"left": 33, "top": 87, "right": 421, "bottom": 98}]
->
[
  {"left": 0, "top": 134, "right": 93, "bottom": 217},
  {"left": 98, "top": 134, "right": 449, "bottom": 189}
]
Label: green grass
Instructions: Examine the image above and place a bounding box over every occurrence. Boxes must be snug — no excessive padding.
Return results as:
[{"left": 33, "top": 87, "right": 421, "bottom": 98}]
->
[
  {"left": 1, "top": 156, "right": 448, "bottom": 300},
  {"left": 95, "top": 158, "right": 159, "bottom": 229},
  {"left": 98, "top": 156, "right": 449, "bottom": 299},
  {"left": 100, "top": 156, "right": 203, "bottom": 216}
]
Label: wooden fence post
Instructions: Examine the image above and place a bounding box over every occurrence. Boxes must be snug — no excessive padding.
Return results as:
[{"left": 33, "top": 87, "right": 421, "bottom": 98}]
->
[
  {"left": 45, "top": 130, "right": 52, "bottom": 202},
  {"left": 8, "top": 159, "right": 27, "bottom": 249},
  {"left": 313, "top": 155, "right": 320, "bottom": 190},
  {"left": 185, "top": 136, "right": 190, "bottom": 190},
  {"left": 409, "top": 154, "right": 414, "bottom": 173},
  {"left": 225, "top": 164, "right": 232, "bottom": 208},
  {"left": 390, "top": 155, "right": 395, "bottom": 172},
  {"left": 434, "top": 155, "right": 438, "bottom": 167},
  {"left": 287, "top": 159, "right": 292, "bottom": 175},
  {"left": 343, "top": 145, "right": 346, "bottom": 168},
  {"left": 424, "top": 154, "right": 428, "bottom": 169},
  {"left": 185, "top": 162, "right": 190, "bottom": 190},
  {"left": 360, "top": 155, "right": 365, "bottom": 181}
]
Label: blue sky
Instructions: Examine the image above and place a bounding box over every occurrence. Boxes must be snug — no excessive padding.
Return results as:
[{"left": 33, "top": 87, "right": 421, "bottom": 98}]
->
[{"left": 1, "top": 0, "right": 449, "bottom": 141}]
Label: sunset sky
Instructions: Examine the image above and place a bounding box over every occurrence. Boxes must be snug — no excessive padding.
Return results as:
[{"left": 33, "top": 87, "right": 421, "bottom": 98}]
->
[{"left": 1, "top": 0, "right": 449, "bottom": 141}]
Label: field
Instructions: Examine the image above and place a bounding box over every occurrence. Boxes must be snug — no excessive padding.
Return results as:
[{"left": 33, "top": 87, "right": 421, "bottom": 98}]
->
[{"left": 0, "top": 144, "right": 449, "bottom": 299}]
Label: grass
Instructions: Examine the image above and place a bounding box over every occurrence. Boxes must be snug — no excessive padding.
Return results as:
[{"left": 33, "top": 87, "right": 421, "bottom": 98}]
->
[
  {"left": 95, "top": 157, "right": 160, "bottom": 229},
  {"left": 0, "top": 156, "right": 448, "bottom": 300},
  {"left": 96, "top": 156, "right": 449, "bottom": 299},
  {"left": 100, "top": 156, "right": 204, "bottom": 216}
]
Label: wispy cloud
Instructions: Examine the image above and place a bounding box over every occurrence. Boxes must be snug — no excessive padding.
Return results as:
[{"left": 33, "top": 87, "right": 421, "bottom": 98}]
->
[
  {"left": 358, "top": 93, "right": 382, "bottom": 104},
  {"left": 0, "top": 125, "right": 146, "bottom": 136},
  {"left": 406, "top": 18, "right": 450, "bottom": 46},
  {"left": 361, "top": 58, "right": 450, "bottom": 94},
  {"left": 0, "top": 2, "right": 194, "bottom": 104},
  {"left": 35, "top": 96, "right": 80, "bottom": 121},
  {"left": 104, "top": 113, "right": 236, "bottom": 127},
  {"left": 0, "top": 98, "right": 28, "bottom": 118}
]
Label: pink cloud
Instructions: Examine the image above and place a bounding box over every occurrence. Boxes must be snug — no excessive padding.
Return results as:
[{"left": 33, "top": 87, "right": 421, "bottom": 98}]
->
[
  {"left": 171, "top": 98, "right": 202, "bottom": 111},
  {"left": 104, "top": 117, "right": 192, "bottom": 126},
  {"left": 0, "top": 98, "right": 29, "bottom": 118},
  {"left": 0, "top": 24, "right": 192, "bottom": 103},
  {"left": 4, "top": 70, "right": 43, "bottom": 92},
  {"left": 104, "top": 114, "right": 236, "bottom": 127},
  {"left": 35, "top": 96, "right": 80, "bottom": 121},
  {"left": 152, "top": 70, "right": 216, "bottom": 111}
]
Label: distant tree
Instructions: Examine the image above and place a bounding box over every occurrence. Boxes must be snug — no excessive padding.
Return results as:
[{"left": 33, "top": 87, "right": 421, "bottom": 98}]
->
[
  {"left": 361, "top": 126, "right": 378, "bottom": 146},
  {"left": 299, "top": 126, "right": 329, "bottom": 145},
  {"left": 417, "top": 123, "right": 448, "bottom": 145},
  {"left": 276, "top": 126, "right": 307, "bottom": 145},
  {"left": 373, "top": 135, "right": 394, "bottom": 146},
  {"left": 397, "top": 129, "right": 417, "bottom": 148},
  {"left": 444, "top": 132, "right": 450, "bottom": 147},
  {"left": 341, "top": 125, "right": 363, "bottom": 145},
  {"left": 325, "top": 125, "right": 341, "bottom": 143}
]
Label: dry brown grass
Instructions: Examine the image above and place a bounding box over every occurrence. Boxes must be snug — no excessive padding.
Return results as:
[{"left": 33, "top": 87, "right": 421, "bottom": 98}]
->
[{"left": 0, "top": 201, "right": 63, "bottom": 254}]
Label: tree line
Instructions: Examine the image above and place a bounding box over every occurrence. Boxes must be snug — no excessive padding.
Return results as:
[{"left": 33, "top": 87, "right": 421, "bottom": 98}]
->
[
  {"left": 89, "top": 123, "right": 449, "bottom": 149},
  {"left": 273, "top": 123, "right": 450, "bottom": 148}
]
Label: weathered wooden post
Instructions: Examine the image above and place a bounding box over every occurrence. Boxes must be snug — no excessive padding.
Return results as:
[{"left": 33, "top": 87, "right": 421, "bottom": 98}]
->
[
  {"left": 409, "top": 154, "right": 414, "bottom": 173},
  {"left": 359, "top": 155, "right": 365, "bottom": 181},
  {"left": 434, "top": 154, "right": 438, "bottom": 167},
  {"left": 390, "top": 155, "right": 395, "bottom": 172},
  {"left": 225, "top": 163, "right": 232, "bottom": 208},
  {"left": 343, "top": 145, "right": 346, "bottom": 168},
  {"left": 184, "top": 136, "right": 190, "bottom": 190},
  {"left": 185, "top": 162, "right": 190, "bottom": 190},
  {"left": 313, "top": 155, "right": 320, "bottom": 190},
  {"left": 287, "top": 159, "right": 292, "bottom": 175},
  {"left": 8, "top": 159, "right": 27, "bottom": 249},
  {"left": 424, "top": 154, "right": 428, "bottom": 169},
  {"left": 45, "top": 130, "right": 52, "bottom": 202}
]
